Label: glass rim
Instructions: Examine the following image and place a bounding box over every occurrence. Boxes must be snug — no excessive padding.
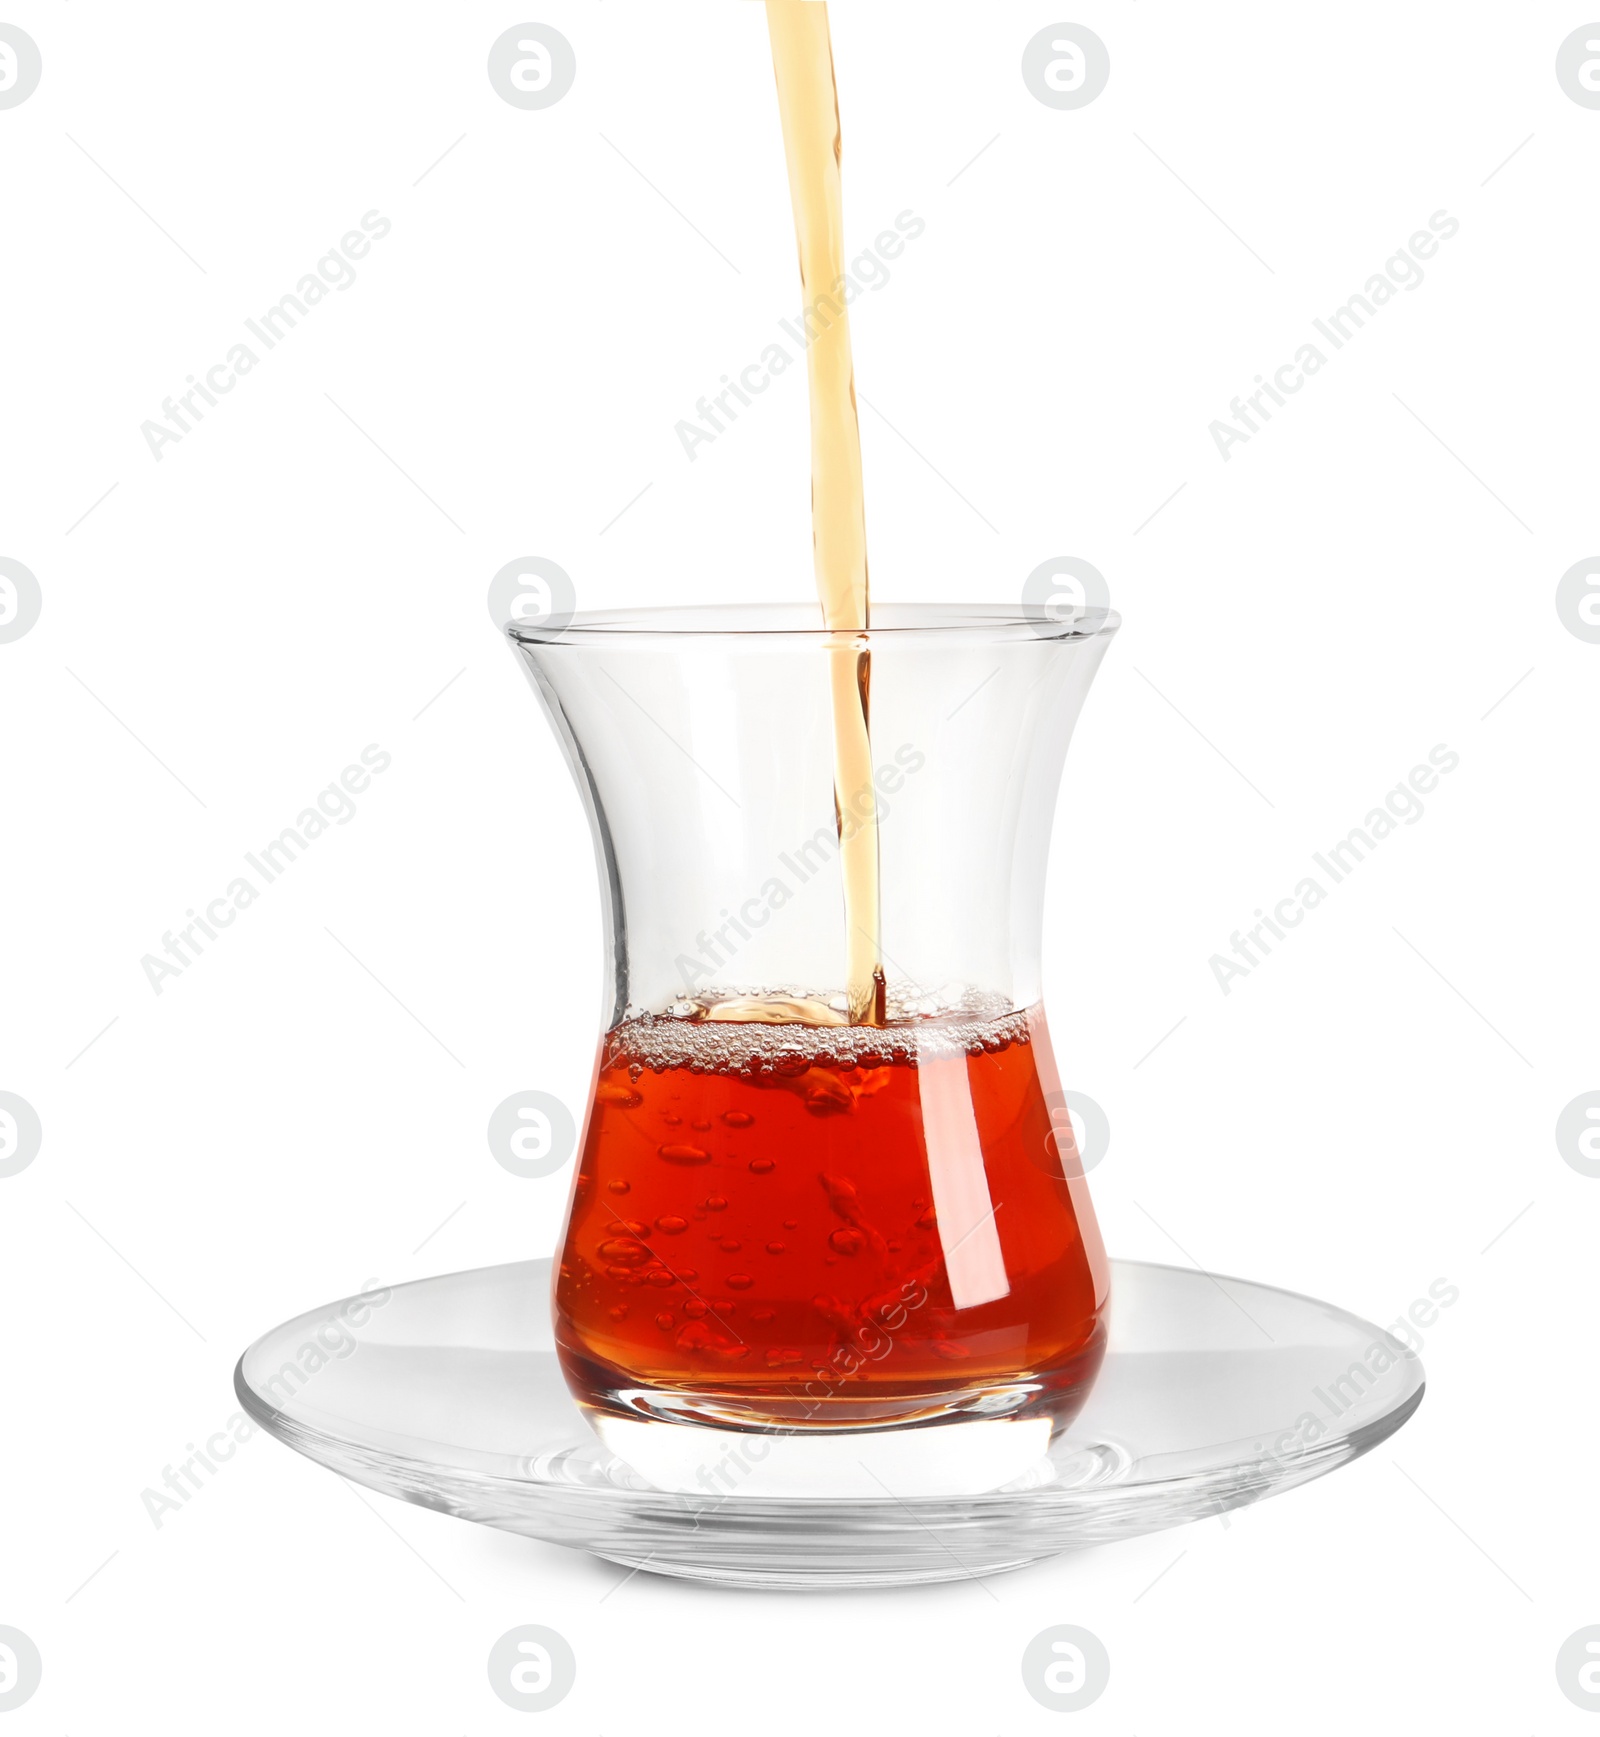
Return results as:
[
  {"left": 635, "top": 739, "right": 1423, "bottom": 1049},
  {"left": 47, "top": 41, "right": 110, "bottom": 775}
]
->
[{"left": 506, "top": 600, "right": 1121, "bottom": 645}]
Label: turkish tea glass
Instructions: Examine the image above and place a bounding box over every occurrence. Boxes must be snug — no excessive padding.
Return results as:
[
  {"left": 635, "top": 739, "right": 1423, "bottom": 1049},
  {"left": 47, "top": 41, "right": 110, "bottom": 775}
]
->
[{"left": 508, "top": 602, "right": 1119, "bottom": 1497}]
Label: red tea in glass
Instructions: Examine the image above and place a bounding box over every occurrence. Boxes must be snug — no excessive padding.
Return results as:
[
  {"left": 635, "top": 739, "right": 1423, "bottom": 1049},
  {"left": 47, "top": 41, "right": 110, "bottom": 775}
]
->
[{"left": 554, "top": 1001, "right": 1108, "bottom": 1436}]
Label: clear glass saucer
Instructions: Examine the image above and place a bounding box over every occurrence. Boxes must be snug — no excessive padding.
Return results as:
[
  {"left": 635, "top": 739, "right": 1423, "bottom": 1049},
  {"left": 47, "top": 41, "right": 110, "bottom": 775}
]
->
[{"left": 234, "top": 1258, "right": 1423, "bottom": 1589}]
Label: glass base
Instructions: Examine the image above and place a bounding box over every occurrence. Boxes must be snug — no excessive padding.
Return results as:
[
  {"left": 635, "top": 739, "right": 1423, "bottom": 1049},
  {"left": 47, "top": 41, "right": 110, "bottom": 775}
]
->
[
  {"left": 567, "top": 1325, "right": 1105, "bottom": 1497},
  {"left": 234, "top": 1257, "right": 1424, "bottom": 1589},
  {"left": 591, "top": 1413, "right": 1060, "bottom": 1501}
]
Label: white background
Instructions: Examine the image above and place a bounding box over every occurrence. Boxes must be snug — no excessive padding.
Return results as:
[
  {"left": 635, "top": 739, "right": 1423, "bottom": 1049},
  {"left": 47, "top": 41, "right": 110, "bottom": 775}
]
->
[{"left": 2, "top": 1, "right": 1597, "bottom": 1729}]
